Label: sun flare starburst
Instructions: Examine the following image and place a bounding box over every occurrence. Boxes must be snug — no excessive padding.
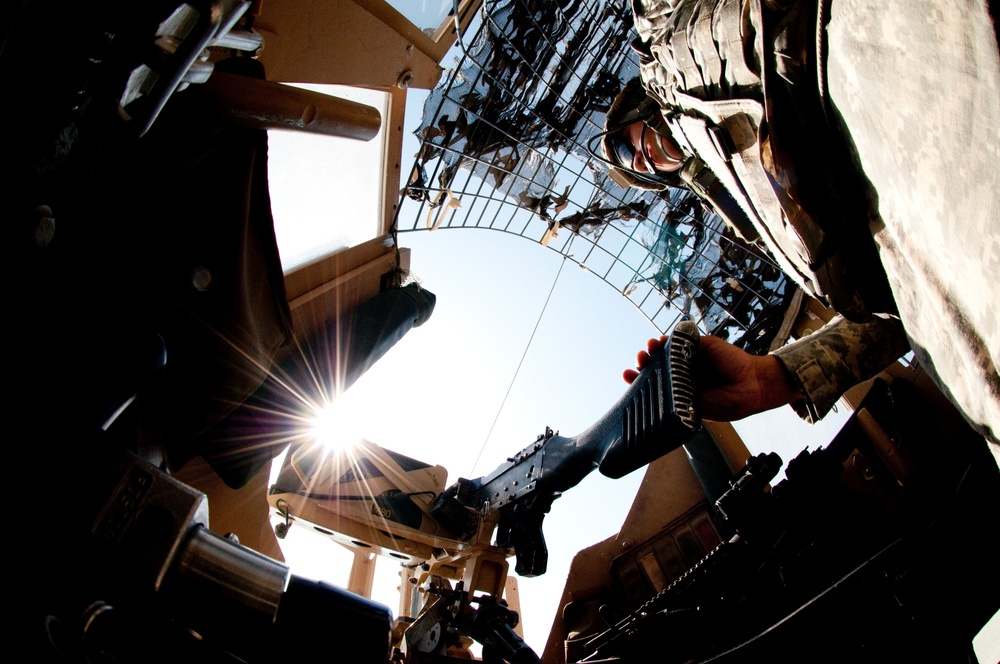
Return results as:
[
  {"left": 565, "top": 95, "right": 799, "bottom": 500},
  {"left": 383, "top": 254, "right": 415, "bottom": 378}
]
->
[{"left": 308, "top": 396, "right": 364, "bottom": 454}]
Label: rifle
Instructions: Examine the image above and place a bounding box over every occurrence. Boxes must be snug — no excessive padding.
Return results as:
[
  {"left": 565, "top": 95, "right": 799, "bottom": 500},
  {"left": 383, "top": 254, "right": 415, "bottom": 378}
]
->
[{"left": 431, "top": 320, "right": 703, "bottom": 576}]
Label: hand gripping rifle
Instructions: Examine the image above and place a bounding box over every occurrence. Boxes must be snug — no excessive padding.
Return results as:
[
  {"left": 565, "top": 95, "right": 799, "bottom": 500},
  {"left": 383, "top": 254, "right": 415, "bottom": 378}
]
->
[{"left": 431, "top": 321, "right": 703, "bottom": 577}]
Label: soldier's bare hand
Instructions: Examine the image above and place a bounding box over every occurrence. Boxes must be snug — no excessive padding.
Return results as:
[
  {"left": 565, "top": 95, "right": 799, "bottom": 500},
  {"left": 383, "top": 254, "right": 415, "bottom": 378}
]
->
[{"left": 623, "top": 335, "right": 800, "bottom": 422}]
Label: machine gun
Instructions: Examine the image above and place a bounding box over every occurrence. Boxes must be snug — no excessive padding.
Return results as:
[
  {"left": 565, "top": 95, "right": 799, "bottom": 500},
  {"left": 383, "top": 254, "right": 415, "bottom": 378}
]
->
[{"left": 430, "top": 320, "right": 703, "bottom": 577}]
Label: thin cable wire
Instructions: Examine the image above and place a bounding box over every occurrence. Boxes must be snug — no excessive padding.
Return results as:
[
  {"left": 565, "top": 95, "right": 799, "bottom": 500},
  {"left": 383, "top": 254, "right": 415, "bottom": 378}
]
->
[{"left": 468, "top": 248, "right": 571, "bottom": 476}]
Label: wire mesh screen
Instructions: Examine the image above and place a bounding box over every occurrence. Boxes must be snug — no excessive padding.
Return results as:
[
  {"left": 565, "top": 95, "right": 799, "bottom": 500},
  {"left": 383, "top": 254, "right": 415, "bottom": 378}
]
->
[{"left": 393, "top": 0, "right": 795, "bottom": 353}]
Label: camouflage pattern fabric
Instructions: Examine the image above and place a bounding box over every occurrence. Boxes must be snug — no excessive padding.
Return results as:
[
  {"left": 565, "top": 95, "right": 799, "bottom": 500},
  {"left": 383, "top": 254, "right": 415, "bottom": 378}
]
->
[
  {"left": 825, "top": 0, "right": 1000, "bottom": 448},
  {"left": 629, "top": 0, "right": 1000, "bottom": 458},
  {"left": 773, "top": 315, "right": 911, "bottom": 422}
]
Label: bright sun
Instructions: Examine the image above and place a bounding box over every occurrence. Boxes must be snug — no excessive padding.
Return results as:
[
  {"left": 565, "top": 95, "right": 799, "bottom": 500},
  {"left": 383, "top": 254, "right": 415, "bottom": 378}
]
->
[{"left": 308, "top": 391, "right": 367, "bottom": 454}]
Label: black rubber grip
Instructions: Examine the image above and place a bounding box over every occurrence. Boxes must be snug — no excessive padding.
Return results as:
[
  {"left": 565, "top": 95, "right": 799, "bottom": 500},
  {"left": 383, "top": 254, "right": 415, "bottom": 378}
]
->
[{"left": 597, "top": 320, "right": 702, "bottom": 479}]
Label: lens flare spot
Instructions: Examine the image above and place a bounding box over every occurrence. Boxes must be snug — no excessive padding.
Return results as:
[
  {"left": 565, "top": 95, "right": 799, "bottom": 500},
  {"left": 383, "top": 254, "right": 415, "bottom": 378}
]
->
[{"left": 309, "top": 397, "right": 363, "bottom": 454}]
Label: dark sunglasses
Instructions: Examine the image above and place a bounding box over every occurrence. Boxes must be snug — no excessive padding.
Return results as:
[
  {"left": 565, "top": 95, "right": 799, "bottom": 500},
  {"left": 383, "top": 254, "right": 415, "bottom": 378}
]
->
[{"left": 607, "top": 123, "right": 669, "bottom": 187}]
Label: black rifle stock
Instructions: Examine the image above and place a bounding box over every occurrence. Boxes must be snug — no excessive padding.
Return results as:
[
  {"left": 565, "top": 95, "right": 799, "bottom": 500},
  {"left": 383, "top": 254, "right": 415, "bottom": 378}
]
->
[{"left": 432, "top": 321, "right": 703, "bottom": 576}]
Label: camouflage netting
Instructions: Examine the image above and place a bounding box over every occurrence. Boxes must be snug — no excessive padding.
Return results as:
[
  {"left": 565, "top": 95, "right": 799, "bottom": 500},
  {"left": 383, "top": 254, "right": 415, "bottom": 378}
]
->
[{"left": 394, "top": 0, "right": 796, "bottom": 353}]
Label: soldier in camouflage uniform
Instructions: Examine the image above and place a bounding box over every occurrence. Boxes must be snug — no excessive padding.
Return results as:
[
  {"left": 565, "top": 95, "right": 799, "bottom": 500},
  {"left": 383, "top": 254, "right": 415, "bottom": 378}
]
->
[{"left": 610, "top": 0, "right": 1000, "bottom": 457}]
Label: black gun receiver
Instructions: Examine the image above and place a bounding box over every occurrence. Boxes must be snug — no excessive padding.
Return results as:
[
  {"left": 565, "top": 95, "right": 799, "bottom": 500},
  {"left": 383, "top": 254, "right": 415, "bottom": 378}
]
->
[{"left": 432, "top": 321, "right": 703, "bottom": 576}]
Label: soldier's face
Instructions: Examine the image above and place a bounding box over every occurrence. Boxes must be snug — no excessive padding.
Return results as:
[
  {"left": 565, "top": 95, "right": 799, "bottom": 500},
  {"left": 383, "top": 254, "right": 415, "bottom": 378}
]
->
[{"left": 623, "top": 121, "right": 685, "bottom": 175}]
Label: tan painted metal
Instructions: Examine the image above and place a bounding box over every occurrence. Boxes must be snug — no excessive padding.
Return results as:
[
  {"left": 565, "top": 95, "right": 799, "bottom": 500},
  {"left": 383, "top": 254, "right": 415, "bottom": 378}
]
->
[
  {"left": 254, "top": 0, "right": 443, "bottom": 90},
  {"left": 201, "top": 72, "right": 383, "bottom": 140}
]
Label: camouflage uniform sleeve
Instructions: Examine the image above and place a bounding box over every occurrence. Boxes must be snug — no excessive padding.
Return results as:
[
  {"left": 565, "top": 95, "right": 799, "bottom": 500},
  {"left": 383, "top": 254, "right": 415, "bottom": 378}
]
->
[{"left": 772, "top": 314, "right": 910, "bottom": 423}]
